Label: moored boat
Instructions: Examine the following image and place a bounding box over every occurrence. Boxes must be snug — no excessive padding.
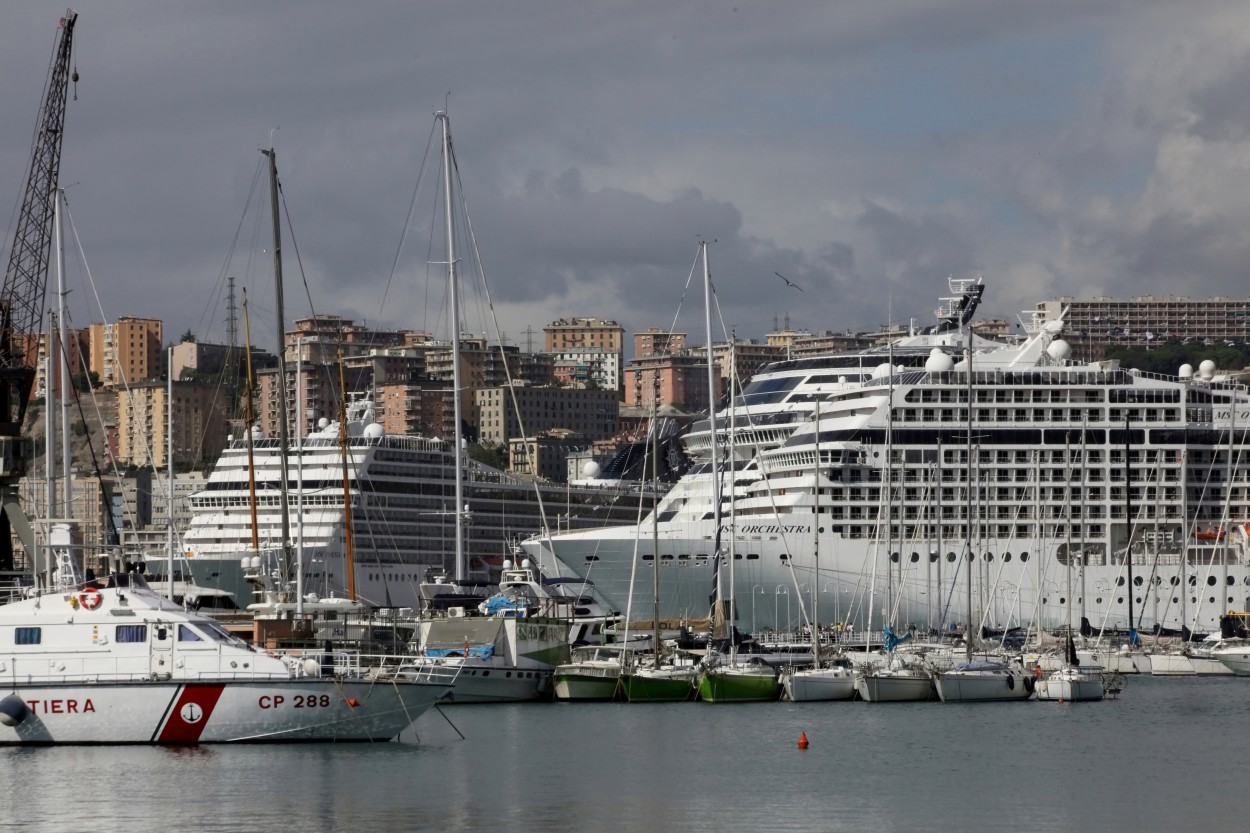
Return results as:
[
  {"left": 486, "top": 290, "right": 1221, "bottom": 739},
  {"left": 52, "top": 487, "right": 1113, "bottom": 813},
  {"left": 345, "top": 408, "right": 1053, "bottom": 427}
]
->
[
  {"left": 0, "top": 573, "right": 453, "bottom": 744},
  {"left": 933, "top": 660, "right": 1032, "bottom": 703}
]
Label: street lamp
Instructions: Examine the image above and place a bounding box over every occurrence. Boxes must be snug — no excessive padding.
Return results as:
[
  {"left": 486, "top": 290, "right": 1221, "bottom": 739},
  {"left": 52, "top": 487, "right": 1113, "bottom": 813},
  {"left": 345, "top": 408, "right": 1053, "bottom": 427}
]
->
[
  {"left": 774, "top": 585, "right": 788, "bottom": 632},
  {"left": 751, "top": 584, "right": 764, "bottom": 633}
]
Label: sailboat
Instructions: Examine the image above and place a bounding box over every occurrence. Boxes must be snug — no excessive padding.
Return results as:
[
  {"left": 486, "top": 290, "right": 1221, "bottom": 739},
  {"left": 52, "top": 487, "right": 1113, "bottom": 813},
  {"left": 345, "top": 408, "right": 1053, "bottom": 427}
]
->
[
  {"left": 1036, "top": 428, "right": 1105, "bottom": 702},
  {"left": 780, "top": 399, "right": 856, "bottom": 701},
  {"left": 404, "top": 111, "right": 569, "bottom": 703},
  {"left": 933, "top": 330, "right": 1032, "bottom": 702},
  {"left": 855, "top": 344, "right": 934, "bottom": 703},
  {"left": 620, "top": 402, "right": 698, "bottom": 702},
  {"left": 696, "top": 263, "right": 781, "bottom": 704}
]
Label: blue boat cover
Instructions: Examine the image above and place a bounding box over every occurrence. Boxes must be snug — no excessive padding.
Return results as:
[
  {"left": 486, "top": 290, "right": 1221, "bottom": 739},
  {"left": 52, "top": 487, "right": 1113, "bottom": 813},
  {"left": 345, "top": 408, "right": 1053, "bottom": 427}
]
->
[{"left": 426, "top": 644, "right": 495, "bottom": 659}]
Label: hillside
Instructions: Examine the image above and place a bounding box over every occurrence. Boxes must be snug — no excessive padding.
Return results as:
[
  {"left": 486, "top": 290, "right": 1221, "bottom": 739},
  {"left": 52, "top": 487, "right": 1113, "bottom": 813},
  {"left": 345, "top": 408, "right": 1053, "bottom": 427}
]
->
[{"left": 24, "top": 390, "right": 119, "bottom": 477}]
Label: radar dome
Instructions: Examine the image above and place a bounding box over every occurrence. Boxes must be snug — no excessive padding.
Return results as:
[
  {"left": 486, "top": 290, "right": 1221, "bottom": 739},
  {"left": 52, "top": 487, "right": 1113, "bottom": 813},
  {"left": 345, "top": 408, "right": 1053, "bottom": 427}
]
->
[
  {"left": 1178, "top": 363, "right": 1194, "bottom": 379},
  {"left": 582, "top": 460, "right": 602, "bottom": 479},
  {"left": 363, "top": 423, "right": 384, "bottom": 439},
  {"left": 1200, "top": 359, "right": 1217, "bottom": 379},
  {"left": 318, "top": 418, "right": 330, "bottom": 429},
  {"left": 871, "top": 363, "right": 893, "bottom": 379},
  {"left": 1046, "top": 339, "right": 1071, "bottom": 361},
  {"left": 924, "top": 349, "right": 954, "bottom": 372}
]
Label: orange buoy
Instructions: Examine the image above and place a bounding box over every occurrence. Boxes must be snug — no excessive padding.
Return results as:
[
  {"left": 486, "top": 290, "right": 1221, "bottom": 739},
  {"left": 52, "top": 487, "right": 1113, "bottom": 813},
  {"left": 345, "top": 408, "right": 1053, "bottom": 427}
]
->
[
  {"left": 797, "top": 731, "right": 809, "bottom": 750},
  {"left": 346, "top": 697, "right": 360, "bottom": 708}
]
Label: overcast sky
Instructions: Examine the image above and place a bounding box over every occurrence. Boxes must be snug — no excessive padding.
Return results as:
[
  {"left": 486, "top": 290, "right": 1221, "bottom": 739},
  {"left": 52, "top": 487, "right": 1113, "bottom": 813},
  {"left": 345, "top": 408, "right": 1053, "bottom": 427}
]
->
[{"left": 3, "top": 1, "right": 1250, "bottom": 355}]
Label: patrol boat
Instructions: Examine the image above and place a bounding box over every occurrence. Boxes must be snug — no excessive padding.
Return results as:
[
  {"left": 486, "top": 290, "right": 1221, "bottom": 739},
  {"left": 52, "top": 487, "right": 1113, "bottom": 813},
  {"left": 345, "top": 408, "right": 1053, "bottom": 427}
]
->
[{"left": 0, "top": 571, "right": 454, "bottom": 744}]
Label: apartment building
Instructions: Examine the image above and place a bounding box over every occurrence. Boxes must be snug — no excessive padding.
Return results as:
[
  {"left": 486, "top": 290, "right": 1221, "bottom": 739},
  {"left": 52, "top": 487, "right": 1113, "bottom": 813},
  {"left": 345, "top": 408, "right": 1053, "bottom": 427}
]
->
[
  {"left": 89, "top": 316, "right": 163, "bottom": 389},
  {"left": 118, "top": 380, "right": 228, "bottom": 469},
  {"left": 1037, "top": 295, "right": 1250, "bottom": 360},
  {"left": 475, "top": 385, "right": 619, "bottom": 446}
]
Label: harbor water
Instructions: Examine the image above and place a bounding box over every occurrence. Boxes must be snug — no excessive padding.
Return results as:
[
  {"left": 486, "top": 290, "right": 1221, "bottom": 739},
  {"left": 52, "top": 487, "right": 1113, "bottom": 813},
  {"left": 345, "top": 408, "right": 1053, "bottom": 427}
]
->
[{"left": 2, "top": 675, "right": 1245, "bottom": 832}]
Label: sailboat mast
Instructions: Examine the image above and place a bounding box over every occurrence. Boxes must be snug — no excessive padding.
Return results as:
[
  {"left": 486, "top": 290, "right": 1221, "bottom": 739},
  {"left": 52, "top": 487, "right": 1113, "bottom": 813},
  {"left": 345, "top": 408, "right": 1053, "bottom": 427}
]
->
[
  {"left": 262, "top": 148, "right": 293, "bottom": 594},
  {"left": 964, "top": 328, "right": 973, "bottom": 661},
  {"left": 702, "top": 242, "right": 722, "bottom": 617},
  {"left": 1124, "top": 418, "right": 1134, "bottom": 633},
  {"left": 650, "top": 401, "right": 660, "bottom": 659},
  {"left": 812, "top": 397, "right": 821, "bottom": 665},
  {"left": 438, "top": 111, "right": 467, "bottom": 583},
  {"left": 241, "top": 293, "right": 261, "bottom": 565}
]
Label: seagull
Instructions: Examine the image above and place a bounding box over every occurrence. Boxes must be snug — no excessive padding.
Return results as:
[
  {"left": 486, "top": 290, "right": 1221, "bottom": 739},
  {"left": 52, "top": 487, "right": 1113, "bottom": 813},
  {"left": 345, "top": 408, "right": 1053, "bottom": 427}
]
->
[{"left": 775, "top": 271, "right": 803, "bottom": 291}]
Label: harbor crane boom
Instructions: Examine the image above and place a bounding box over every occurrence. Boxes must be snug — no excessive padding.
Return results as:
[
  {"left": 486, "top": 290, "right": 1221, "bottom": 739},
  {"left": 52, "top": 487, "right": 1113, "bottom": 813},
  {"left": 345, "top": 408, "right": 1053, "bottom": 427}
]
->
[{"left": 0, "top": 10, "right": 78, "bottom": 573}]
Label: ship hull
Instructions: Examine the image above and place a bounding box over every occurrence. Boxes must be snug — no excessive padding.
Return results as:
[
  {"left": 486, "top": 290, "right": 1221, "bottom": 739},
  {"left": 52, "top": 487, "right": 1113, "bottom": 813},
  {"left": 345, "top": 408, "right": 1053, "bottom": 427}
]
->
[{"left": 0, "top": 679, "right": 449, "bottom": 744}]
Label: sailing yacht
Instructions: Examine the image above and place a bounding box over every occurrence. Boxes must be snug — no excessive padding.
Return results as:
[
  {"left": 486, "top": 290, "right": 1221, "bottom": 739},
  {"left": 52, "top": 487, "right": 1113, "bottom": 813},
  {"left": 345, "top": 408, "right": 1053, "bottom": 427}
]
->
[
  {"left": 619, "top": 407, "right": 699, "bottom": 703},
  {"left": 780, "top": 400, "right": 856, "bottom": 701},
  {"left": 398, "top": 112, "right": 573, "bottom": 702}
]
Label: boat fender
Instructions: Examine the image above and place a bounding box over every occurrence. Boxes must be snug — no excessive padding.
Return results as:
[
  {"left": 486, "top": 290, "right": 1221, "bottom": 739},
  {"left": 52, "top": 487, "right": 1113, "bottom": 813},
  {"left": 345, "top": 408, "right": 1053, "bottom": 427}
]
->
[
  {"left": 0, "top": 695, "right": 28, "bottom": 727},
  {"left": 1006, "top": 674, "right": 1015, "bottom": 690},
  {"left": 1023, "top": 676, "right": 1035, "bottom": 694}
]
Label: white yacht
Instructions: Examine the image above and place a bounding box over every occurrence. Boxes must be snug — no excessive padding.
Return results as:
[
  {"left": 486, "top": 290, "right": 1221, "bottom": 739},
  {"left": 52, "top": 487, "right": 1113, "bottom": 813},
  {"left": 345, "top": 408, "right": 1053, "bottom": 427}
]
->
[{"left": 524, "top": 277, "right": 1250, "bottom": 636}]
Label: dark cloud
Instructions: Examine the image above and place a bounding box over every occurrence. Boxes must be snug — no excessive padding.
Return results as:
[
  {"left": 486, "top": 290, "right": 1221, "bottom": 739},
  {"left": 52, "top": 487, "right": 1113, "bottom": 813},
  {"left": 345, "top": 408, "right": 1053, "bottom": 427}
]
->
[{"left": 3, "top": 0, "right": 1250, "bottom": 359}]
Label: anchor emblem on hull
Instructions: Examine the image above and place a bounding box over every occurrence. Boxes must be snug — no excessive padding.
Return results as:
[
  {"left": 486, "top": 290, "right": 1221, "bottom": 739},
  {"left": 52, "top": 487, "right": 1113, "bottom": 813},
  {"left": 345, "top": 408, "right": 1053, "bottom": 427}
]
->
[{"left": 180, "top": 703, "right": 204, "bottom": 724}]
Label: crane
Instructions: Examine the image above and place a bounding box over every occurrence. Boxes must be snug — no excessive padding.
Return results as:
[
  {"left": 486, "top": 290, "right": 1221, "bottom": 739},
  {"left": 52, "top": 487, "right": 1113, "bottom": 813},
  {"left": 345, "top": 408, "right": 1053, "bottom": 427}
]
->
[{"left": 0, "top": 10, "right": 78, "bottom": 576}]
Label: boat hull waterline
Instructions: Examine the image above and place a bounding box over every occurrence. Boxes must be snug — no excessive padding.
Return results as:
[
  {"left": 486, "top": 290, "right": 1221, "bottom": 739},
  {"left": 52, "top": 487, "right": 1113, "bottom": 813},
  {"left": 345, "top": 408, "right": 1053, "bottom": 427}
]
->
[{"left": 0, "top": 679, "right": 449, "bottom": 744}]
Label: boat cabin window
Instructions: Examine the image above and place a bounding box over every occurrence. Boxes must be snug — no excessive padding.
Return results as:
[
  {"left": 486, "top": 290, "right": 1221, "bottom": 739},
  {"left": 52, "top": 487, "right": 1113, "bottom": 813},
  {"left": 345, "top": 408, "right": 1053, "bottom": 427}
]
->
[
  {"left": 199, "top": 621, "right": 242, "bottom": 645},
  {"left": 116, "top": 625, "right": 148, "bottom": 643},
  {"left": 178, "top": 625, "right": 205, "bottom": 642},
  {"left": 14, "top": 627, "right": 40, "bottom": 645}
]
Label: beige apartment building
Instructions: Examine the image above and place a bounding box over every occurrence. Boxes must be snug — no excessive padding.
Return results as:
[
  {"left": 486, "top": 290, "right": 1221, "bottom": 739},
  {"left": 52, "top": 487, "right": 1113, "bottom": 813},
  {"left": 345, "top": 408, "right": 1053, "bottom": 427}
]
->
[
  {"left": 475, "top": 385, "right": 618, "bottom": 446},
  {"left": 1037, "top": 295, "right": 1250, "bottom": 360},
  {"left": 544, "top": 317, "right": 625, "bottom": 393},
  {"left": 90, "top": 317, "right": 163, "bottom": 390},
  {"left": 118, "top": 380, "right": 228, "bottom": 469}
]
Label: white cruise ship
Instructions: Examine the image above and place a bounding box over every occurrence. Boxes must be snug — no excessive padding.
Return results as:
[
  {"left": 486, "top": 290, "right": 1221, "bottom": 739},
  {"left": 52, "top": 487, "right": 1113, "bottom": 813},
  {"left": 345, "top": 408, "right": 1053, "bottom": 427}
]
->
[
  {"left": 522, "top": 278, "right": 1250, "bottom": 636},
  {"left": 181, "top": 397, "right": 656, "bottom": 608}
]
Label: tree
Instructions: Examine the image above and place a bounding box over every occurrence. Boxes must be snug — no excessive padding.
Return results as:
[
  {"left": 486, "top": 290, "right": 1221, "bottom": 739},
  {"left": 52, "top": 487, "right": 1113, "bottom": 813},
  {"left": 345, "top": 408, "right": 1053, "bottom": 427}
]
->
[
  {"left": 180, "top": 329, "right": 197, "bottom": 344},
  {"left": 467, "top": 443, "right": 507, "bottom": 470}
]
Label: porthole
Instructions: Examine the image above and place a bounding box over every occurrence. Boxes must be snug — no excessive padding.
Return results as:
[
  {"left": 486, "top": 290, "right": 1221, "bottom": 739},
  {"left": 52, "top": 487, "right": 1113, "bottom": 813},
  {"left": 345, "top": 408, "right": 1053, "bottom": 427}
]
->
[
  {"left": 984, "top": 552, "right": 993, "bottom": 562},
  {"left": 890, "top": 552, "right": 900, "bottom": 563},
  {"left": 1117, "top": 597, "right": 1124, "bottom": 604},
  {"left": 1096, "top": 597, "right": 1103, "bottom": 605},
  {"left": 910, "top": 553, "right": 920, "bottom": 563},
  {"left": 1170, "top": 576, "right": 1180, "bottom": 586},
  {"left": 1003, "top": 553, "right": 1013, "bottom": 563},
  {"left": 1228, "top": 576, "right": 1236, "bottom": 586},
  {"left": 1133, "top": 576, "right": 1143, "bottom": 586},
  {"left": 1116, "top": 577, "right": 1125, "bottom": 587},
  {"left": 1207, "top": 576, "right": 1217, "bottom": 586},
  {"left": 1059, "top": 597, "right": 1066, "bottom": 605},
  {"left": 1020, "top": 552, "right": 1030, "bottom": 562},
  {"left": 946, "top": 552, "right": 957, "bottom": 563},
  {"left": 929, "top": 553, "right": 939, "bottom": 563}
]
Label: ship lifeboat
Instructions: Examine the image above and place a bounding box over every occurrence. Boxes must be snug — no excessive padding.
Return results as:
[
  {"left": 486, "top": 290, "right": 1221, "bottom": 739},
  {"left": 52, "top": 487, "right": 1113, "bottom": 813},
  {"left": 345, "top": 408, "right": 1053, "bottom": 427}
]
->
[{"left": 1195, "top": 526, "right": 1227, "bottom": 542}]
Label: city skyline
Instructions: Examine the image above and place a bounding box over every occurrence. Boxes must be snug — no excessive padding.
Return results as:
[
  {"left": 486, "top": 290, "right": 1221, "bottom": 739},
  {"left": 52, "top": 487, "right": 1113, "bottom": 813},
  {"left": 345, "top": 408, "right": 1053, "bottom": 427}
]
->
[{"left": 4, "top": 3, "right": 1250, "bottom": 364}]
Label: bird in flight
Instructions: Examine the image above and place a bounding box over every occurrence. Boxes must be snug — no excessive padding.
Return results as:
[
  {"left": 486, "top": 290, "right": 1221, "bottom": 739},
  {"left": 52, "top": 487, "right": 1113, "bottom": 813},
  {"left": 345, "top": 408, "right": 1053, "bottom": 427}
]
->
[{"left": 775, "top": 272, "right": 803, "bottom": 291}]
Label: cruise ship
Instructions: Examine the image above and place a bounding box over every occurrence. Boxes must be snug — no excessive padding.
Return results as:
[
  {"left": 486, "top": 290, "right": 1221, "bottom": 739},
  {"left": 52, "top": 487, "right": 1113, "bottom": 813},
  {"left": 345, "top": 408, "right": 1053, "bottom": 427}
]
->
[
  {"left": 522, "top": 278, "right": 1250, "bottom": 635},
  {"left": 181, "top": 397, "right": 660, "bottom": 609}
]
